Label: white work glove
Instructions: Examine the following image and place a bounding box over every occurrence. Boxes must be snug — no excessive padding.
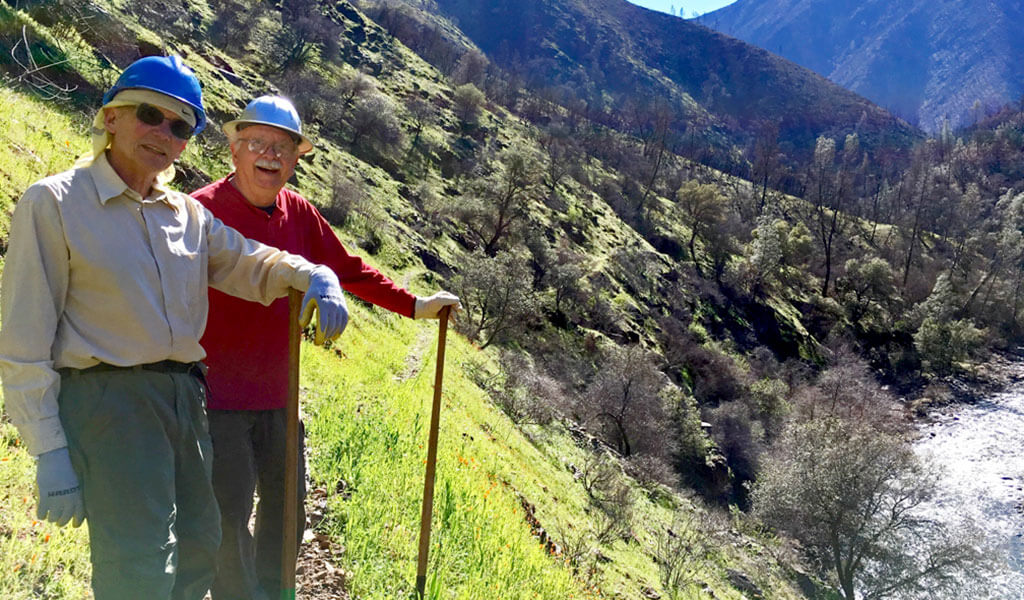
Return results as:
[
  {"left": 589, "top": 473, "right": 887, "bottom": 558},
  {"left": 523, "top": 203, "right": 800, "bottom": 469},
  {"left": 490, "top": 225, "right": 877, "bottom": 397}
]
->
[
  {"left": 414, "top": 291, "right": 463, "bottom": 321},
  {"left": 301, "top": 267, "right": 349, "bottom": 345},
  {"left": 36, "top": 447, "right": 85, "bottom": 528}
]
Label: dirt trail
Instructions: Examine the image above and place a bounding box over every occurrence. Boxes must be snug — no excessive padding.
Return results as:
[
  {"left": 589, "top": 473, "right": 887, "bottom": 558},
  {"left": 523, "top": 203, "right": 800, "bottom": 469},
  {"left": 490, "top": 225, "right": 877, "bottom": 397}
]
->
[
  {"left": 394, "top": 324, "right": 435, "bottom": 382},
  {"left": 296, "top": 486, "right": 350, "bottom": 599}
]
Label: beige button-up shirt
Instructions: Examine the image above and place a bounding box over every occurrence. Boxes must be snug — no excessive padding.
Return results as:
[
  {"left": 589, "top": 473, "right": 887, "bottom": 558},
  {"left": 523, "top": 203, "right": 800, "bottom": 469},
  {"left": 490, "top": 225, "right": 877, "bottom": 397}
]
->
[{"left": 0, "top": 153, "right": 318, "bottom": 455}]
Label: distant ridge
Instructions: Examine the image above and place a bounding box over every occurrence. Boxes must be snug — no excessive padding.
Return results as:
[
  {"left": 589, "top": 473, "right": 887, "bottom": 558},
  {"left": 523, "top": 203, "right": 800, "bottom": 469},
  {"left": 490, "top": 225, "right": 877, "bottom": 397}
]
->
[
  {"left": 698, "top": 0, "right": 1024, "bottom": 132},
  {"left": 419, "top": 0, "right": 919, "bottom": 164}
]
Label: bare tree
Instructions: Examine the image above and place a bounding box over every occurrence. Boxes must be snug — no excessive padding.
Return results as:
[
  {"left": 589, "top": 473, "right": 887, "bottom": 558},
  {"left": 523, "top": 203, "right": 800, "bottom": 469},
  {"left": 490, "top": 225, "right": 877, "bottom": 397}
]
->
[
  {"left": 801, "top": 135, "right": 851, "bottom": 297},
  {"left": 749, "top": 120, "right": 784, "bottom": 214},
  {"left": 459, "top": 144, "right": 541, "bottom": 256},
  {"left": 404, "top": 95, "right": 436, "bottom": 147},
  {"left": 450, "top": 250, "right": 540, "bottom": 349},
  {"left": 537, "top": 125, "right": 576, "bottom": 204},
  {"left": 585, "top": 345, "right": 670, "bottom": 458}
]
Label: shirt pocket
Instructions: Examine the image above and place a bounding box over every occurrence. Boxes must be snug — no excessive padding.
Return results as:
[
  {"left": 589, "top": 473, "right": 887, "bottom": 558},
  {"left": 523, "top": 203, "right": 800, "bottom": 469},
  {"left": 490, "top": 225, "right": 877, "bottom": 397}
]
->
[{"left": 164, "top": 225, "right": 209, "bottom": 317}]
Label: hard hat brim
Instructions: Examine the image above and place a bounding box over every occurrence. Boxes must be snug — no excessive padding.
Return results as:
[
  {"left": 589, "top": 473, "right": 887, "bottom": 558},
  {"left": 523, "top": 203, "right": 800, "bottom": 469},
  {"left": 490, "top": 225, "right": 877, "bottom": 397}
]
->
[{"left": 224, "top": 119, "right": 313, "bottom": 154}]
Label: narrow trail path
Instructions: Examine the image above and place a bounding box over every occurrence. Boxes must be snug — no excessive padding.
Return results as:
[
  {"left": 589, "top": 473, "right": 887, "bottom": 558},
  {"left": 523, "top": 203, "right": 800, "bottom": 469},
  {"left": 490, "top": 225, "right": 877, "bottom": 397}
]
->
[
  {"left": 394, "top": 322, "right": 435, "bottom": 383},
  {"left": 295, "top": 317, "right": 436, "bottom": 598},
  {"left": 211, "top": 304, "right": 438, "bottom": 599}
]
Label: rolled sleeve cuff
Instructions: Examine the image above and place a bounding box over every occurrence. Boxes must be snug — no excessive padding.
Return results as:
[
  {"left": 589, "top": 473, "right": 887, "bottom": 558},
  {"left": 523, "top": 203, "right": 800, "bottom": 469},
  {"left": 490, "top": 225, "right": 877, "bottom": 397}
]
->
[
  {"left": 19, "top": 414, "right": 68, "bottom": 457},
  {"left": 292, "top": 262, "right": 319, "bottom": 292}
]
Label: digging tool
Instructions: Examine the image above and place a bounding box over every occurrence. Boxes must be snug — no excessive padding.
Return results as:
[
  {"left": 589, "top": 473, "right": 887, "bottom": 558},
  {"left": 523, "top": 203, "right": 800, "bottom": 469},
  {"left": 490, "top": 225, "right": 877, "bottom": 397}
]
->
[
  {"left": 282, "top": 288, "right": 303, "bottom": 600},
  {"left": 416, "top": 305, "right": 453, "bottom": 598}
]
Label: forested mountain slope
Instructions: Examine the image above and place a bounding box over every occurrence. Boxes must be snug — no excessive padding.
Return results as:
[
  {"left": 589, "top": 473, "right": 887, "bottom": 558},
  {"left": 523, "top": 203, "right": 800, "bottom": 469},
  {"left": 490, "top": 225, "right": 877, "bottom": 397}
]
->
[
  {"left": 698, "top": 0, "right": 1024, "bottom": 131},
  {"left": 377, "top": 0, "right": 919, "bottom": 171}
]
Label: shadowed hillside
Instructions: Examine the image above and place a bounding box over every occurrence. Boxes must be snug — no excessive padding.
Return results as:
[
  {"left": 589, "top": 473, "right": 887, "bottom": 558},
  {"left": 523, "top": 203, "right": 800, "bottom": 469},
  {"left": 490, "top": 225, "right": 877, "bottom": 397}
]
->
[
  {"left": 389, "top": 0, "right": 919, "bottom": 169},
  {"left": 699, "top": 0, "right": 1024, "bottom": 131}
]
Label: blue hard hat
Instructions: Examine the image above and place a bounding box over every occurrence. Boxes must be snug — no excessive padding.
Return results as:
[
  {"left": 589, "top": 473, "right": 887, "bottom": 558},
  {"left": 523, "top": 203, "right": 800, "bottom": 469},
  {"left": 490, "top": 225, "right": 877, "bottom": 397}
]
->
[
  {"left": 223, "top": 95, "right": 313, "bottom": 154},
  {"left": 102, "top": 55, "right": 207, "bottom": 135}
]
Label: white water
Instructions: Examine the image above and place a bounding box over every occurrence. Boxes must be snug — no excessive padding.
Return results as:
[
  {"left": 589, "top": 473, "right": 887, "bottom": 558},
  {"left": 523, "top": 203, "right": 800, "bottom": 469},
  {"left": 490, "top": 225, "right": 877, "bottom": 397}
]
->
[{"left": 916, "top": 388, "right": 1024, "bottom": 598}]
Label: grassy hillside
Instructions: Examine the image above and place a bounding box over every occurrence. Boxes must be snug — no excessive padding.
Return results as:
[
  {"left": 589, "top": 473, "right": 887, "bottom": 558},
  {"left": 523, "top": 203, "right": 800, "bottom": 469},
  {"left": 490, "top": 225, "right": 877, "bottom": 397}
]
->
[
  {"left": 0, "top": 2, "right": 816, "bottom": 599},
  {"left": 0, "top": 261, "right": 810, "bottom": 599}
]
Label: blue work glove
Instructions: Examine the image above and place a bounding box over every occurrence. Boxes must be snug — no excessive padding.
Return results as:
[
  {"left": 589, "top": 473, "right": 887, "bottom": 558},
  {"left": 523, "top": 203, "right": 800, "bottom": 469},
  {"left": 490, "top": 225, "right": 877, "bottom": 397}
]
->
[
  {"left": 36, "top": 447, "right": 85, "bottom": 527},
  {"left": 300, "top": 267, "right": 349, "bottom": 345}
]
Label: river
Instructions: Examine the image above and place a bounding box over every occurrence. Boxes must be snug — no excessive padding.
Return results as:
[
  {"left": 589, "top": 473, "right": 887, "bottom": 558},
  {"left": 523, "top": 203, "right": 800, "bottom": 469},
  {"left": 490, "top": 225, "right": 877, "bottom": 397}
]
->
[{"left": 916, "top": 383, "right": 1024, "bottom": 598}]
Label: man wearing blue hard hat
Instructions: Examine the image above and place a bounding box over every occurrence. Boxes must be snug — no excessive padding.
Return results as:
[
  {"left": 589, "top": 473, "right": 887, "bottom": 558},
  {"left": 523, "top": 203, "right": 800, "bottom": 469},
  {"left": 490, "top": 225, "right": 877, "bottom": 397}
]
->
[
  {"left": 0, "top": 57, "right": 349, "bottom": 599},
  {"left": 192, "top": 95, "right": 461, "bottom": 600}
]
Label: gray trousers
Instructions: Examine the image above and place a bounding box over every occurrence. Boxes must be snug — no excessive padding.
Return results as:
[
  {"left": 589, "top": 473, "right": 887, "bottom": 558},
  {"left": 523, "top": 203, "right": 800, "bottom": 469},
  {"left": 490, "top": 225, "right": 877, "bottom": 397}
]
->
[
  {"left": 207, "top": 409, "right": 305, "bottom": 600},
  {"left": 58, "top": 367, "right": 220, "bottom": 600}
]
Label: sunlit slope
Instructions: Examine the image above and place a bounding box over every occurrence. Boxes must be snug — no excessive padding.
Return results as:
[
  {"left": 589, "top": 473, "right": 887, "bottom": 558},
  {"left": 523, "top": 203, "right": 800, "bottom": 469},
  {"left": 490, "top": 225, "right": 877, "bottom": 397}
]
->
[{"left": 0, "top": 83, "right": 807, "bottom": 598}]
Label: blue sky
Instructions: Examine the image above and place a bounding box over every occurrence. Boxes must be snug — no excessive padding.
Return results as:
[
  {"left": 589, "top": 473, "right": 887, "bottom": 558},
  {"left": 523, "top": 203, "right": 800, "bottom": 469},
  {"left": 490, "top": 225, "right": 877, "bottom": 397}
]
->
[{"left": 626, "top": 0, "right": 736, "bottom": 18}]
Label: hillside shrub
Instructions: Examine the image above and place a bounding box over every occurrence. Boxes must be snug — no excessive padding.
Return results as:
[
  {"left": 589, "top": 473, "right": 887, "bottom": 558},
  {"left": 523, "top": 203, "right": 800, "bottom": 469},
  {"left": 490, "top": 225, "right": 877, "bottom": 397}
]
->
[
  {"left": 583, "top": 344, "right": 671, "bottom": 458},
  {"left": 267, "top": 0, "right": 341, "bottom": 73},
  {"left": 348, "top": 92, "right": 406, "bottom": 160},
  {"left": 913, "top": 316, "right": 986, "bottom": 376},
  {"left": 748, "top": 377, "right": 789, "bottom": 440},
  {"left": 706, "top": 399, "right": 764, "bottom": 505},
  {"left": 624, "top": 453, "right": 679, "bottom": 490},
  {"left": 491, "top": 350, "right": 562, "bottom": 425},
  {"left": 321, "top": 167, "right": 368, "bottom": 226},
  {"left": 207, "top": 0, "right": 261, "bottom": 49},
  {"left": 656, "top": 512, "right": 714, "bottom": 600},
  {"left": 450, "top": 250, "right": 540, "bottom": 348},
  {"left": 452, "top": 82, "right": 485, "bottom": 125}
]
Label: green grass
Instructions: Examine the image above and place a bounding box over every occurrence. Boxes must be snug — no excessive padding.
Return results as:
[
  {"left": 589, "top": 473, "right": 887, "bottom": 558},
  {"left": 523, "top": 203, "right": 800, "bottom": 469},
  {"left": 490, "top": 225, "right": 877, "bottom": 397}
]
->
[
  {"left": 297, "top": 300, "right": 806, "bottom": 599},
  {"left": 0, "top": 298, "right": 808, "bottom": 599},
  {"left": 303, "top": 305, "right": 588, "bottom": 599},
  {"left": 0, "top": 87, "right": 90, "bottom": 248},
  {"left": 0, "top": 398, "right": 92, "bottom": 600}
]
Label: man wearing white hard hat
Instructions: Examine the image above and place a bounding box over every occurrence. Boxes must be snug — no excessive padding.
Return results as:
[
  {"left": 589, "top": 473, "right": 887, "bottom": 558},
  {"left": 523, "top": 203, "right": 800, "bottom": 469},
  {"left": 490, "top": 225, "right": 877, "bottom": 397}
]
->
[
  {"left": 192, "top": 95, "right": 461, "bottom": 600},
  {"left": 0, "top": 58, "right": 348, "bottom": 600}
]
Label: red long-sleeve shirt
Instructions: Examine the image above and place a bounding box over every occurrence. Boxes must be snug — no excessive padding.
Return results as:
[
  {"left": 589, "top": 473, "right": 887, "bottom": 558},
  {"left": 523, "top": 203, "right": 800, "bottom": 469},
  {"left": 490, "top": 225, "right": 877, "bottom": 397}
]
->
[{"left": 193, "top": 177, "right": 416, "bottom": 410}]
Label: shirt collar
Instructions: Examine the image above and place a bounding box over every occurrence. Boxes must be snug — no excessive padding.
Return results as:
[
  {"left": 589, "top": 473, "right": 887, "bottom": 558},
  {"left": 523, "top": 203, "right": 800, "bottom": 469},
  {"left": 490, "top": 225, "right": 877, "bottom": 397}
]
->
[{"left": 90, "top": 152, "right": 178, "bottom": 208}]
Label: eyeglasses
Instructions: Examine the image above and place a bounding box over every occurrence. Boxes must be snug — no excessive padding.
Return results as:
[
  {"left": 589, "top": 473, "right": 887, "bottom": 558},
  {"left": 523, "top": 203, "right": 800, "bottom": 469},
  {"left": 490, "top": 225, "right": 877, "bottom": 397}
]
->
[
  {"left": 237, "top": 137, "right": 298, "bottom": 160},
  {"left": 135, "top": 103, "right": 194, "bottom": 140}
]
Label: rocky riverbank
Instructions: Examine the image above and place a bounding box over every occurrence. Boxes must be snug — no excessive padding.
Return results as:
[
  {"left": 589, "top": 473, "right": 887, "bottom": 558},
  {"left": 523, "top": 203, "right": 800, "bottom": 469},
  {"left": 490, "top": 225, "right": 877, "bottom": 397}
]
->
[{"left": 908, "top": 349, "right": 1024, "bottom": 416}]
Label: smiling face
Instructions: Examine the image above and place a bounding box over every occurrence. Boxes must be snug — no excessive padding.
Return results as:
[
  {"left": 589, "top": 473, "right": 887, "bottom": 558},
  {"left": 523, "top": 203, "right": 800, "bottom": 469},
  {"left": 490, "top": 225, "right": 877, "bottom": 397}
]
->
[
  {"left": 103, "top": 103, "right": 188, "bottom": 195},
  {"left": 229, "top": 124, "right": 300, "bottom": 208}
]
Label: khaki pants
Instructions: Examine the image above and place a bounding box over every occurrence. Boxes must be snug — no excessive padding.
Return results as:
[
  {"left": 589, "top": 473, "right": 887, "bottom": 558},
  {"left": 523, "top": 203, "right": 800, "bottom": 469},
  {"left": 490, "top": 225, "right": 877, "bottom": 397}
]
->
[{"left": 58, "top": 367, "right": 221, "bottom": 600}]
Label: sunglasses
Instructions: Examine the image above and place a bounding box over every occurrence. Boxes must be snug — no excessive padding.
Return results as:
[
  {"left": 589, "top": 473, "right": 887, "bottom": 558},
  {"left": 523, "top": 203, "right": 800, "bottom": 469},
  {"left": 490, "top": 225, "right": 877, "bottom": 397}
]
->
[
  {"left": 135, "top": 103, "right": 194, "bottom": 140},
  {"left": 237, "top": 137, "right": 298, "bottom": 160}
]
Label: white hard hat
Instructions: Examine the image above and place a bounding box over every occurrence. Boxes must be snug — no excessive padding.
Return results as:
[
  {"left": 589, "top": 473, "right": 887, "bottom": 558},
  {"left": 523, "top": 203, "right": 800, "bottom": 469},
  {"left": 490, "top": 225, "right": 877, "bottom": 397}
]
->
[{"left": 223, "top": 95, "right": 313, "bottom": 154}]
